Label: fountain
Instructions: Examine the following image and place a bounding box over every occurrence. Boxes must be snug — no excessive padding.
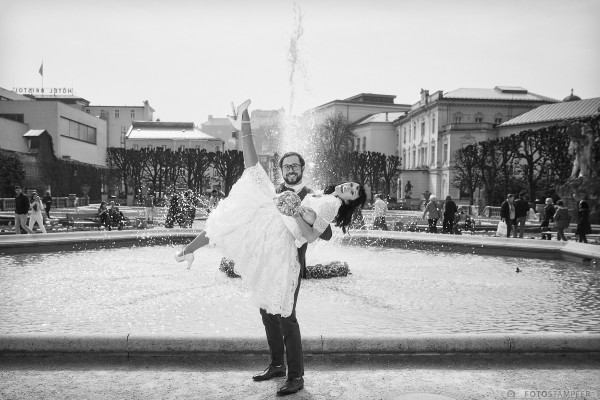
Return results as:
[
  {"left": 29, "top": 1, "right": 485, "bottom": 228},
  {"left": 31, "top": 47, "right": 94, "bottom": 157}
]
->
[{"left": 1, "top": 4, "right": 599, "bottom": 363}]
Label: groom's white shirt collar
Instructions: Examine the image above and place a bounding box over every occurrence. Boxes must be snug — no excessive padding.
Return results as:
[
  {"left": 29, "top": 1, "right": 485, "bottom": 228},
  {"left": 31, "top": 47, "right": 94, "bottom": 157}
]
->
[{"left": 284, "top": 181, "right": 304, "bottom": 194}]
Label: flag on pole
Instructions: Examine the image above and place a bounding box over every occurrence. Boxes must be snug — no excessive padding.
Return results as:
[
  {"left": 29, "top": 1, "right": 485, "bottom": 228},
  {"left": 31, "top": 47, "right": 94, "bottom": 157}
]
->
[{"left": 39, "top": 62, "right": 43, "bottom": 77}]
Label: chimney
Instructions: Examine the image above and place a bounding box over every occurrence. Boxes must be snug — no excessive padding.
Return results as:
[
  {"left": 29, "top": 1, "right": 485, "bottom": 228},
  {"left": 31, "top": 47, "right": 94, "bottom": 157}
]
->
[{"left": 420, "top": 89, "right": 429, "bottom": 105}]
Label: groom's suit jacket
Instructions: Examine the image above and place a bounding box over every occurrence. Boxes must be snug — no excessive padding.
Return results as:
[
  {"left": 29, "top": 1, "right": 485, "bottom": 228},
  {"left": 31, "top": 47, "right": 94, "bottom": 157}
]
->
[{"left": 276, "top": 183, "right": 333, "bottom": 278}]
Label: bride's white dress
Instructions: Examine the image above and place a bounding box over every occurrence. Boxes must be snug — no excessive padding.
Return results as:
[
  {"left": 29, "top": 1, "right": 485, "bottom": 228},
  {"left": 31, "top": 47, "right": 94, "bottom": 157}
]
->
[{"left": 205, "top": 163, "right": 340, "bottom": 317}]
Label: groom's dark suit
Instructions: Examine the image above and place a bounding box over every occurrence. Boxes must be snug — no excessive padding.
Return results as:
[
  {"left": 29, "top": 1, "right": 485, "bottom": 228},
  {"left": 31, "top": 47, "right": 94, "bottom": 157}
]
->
[{"left": 259, "top": 183, "right": 333, "bottom": 379}]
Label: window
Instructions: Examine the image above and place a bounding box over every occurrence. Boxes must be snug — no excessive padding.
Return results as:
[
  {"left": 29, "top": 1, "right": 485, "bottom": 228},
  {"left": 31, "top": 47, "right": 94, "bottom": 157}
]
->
[
  {"left": 115, "top": 109, "right": 120, "bottom": 118},
  {"left": 178, "top": 145, "right": 185, "bottom": 151},
  {"left": 215, "top": 146, "right": 220, "bottom": 152},
  {"left": 131, "top": 110, "right": 136, "bottom": 118},
  {"left": 100, "top": 110, "right": 106, "bottom": 118},
  {"left": 443, "top": 143, "right": 448, "bottom": 162},
  {"left": 356, "top": 140, "right": 360, "bottom": 152},
  {"left": 413, "top": 122, "right": 416, "bottom": 140},
  {"left": 431, "top": 117, "right": 435, "bottom": 133},
  {"left": 495, "top": 117, "right": 503, "bottom": 124},
  {"left": 148, "top": 145, "right": 154, "bottom": 150},
  {"left": 403, "top": 127, "right": 407, "bottom": 143},
  {"left": 85, "top": 109, "right": 90, "bottom": 114},
  {"left": 421, "top": 122, "right": 425, "bottom": 139},
  {"left": 474, "top": 113, "right": 483, "bottom": 123},
  {"left": 454, "top": 115, "right": 462, "bottom": 123},
  {"left": 0, "top": 113, "right": 24, "bottom": 123},
  {"left": 133, "top": 144, "right": 139, "bottom": 150},
  {"left": 412, "top": 150, "right": 416, "bottom": 168},
  {"left": 431, "top": 144, "right": 436, "bottom": 164},
  {"left": 59, "top": 117, "right": 97, "bottom": 144},
  {"left": 362, "top": 137, "right": 366, "bottom": 152}
]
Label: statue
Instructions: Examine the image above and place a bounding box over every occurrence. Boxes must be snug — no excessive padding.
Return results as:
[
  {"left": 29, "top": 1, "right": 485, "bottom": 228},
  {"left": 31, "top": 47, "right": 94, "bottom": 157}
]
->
[
  {"left": 404, "top": 180, "right": 413, "bottom": 199},
  {"left": 567, "top": 123, "right": 594, "bottom": 179}
]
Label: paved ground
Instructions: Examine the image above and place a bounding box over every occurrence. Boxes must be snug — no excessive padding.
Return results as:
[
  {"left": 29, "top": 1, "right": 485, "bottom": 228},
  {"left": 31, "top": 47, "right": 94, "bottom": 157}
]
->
[{"left": 1, "top": 354, "right": 599, "bottom": 400}]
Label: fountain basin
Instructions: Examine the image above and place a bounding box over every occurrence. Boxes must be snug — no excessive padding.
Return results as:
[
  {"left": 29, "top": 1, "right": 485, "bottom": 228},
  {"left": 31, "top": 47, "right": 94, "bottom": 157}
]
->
[{"left": 1, "top": 229, "right": 599, "bottom": 337}]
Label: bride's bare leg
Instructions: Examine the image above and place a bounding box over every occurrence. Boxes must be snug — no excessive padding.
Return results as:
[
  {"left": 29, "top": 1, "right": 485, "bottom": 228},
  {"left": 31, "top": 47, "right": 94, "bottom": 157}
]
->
[{"left": 178, "top": 230, "right": 210, "bottom": 257}]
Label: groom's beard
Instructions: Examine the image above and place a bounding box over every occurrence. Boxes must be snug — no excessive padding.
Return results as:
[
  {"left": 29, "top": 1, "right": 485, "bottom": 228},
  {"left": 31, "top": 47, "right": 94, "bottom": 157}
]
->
[{"left": 283, "top": 170, "right": 303, "bottom": 185}]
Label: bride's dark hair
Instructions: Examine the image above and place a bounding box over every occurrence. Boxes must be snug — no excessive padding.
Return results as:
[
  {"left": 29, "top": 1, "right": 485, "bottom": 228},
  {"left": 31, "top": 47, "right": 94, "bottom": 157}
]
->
[{"left": 323, "top": 183, "right": 367, "bottom": 233}]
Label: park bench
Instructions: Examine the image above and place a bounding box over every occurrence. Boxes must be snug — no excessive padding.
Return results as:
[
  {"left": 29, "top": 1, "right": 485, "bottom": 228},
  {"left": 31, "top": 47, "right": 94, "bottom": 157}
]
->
[{"left": 63, "top": 212, "right": 103, "bottom": 232}]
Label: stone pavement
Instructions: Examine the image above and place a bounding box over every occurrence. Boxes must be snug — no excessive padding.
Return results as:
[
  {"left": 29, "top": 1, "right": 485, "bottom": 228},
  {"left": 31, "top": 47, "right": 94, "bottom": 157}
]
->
[{"left": 1, "top": 354, "right": 599, "bottom": 400}]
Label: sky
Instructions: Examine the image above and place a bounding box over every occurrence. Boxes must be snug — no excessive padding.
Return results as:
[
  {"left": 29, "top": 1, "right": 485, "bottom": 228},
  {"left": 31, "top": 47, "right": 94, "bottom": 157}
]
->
[{"left": 1, "top": 0, "right": 599, "bottom": 126}]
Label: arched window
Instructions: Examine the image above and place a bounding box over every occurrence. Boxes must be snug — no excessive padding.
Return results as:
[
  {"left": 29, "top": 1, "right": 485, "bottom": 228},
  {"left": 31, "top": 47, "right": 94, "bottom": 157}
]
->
[
  {"left": 494, "top": 113, "right": 504, "bottom": 125},
  {"left": 474, "top": 112, "right": 484, "bottom": 123}
]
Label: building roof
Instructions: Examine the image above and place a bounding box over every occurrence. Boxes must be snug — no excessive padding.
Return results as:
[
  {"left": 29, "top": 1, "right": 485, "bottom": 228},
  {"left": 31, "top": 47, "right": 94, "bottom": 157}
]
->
[
  {"left": 443, "top": 87, "right": 558, "bottom": 103},
  {"left": 354, "top": 112, "right": 407, "bottom": 126},
  {"left": 127, "top": 122, "right": 221, "bottom": 141},
  {"left": 202, "top": 117, "right": 230, "bottom": 126},
  {"left": 312, "top": 93, "right": 410, "bottom": 111},
  {"left": 500, "top": 97, "right": 600, "bottom": 127},
  {"left": 0, "top": 87, "right": 32, "bottom": 101},
  {"left": 23, "top": 129, "right": 48, "bottom": 137}
]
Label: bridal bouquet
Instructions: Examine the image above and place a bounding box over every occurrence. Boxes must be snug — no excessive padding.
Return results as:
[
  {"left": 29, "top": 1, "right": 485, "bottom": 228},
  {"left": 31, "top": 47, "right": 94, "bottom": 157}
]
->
[{"left": 275, "top": 191, "right": 301, "bottom": 216}]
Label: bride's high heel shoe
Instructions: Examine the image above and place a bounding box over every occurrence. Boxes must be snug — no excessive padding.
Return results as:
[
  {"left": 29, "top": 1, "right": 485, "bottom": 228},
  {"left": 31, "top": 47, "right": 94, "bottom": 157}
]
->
[
  {"left": 175, "top": 251, "right": 194, "bottom": 269},
  {"left": 228, "top": 99, "right": 251, "bottom": 130}
]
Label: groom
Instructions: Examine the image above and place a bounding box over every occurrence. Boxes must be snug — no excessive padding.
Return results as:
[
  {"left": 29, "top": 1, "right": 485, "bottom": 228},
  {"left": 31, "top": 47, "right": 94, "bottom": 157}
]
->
[{"left": 253, "top": 151, "right": 333, "bottom": 396}]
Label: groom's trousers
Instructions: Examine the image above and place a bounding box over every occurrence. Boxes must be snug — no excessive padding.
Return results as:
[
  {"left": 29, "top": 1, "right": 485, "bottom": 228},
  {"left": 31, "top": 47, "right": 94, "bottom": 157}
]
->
[{"left": 259, "top": 242, "right": 306, "bottom": 379}]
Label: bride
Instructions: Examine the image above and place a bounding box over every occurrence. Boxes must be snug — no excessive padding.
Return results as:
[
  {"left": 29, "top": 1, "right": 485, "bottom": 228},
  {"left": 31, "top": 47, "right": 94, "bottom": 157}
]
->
[{"left": 175, "top": 100, "right": 366, "bottom": 317}]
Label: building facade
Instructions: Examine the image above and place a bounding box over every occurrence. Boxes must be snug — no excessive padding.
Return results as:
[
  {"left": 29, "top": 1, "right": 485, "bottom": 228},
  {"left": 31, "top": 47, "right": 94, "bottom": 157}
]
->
[
  {"left": 85, "top": 101, "right": 154, "bottom": 148},
  {"left": 0, "top": 98, "right": 108, "bottom": 166},
  {"left": 394, "top": 87, "right": 558, "bottom": 203}
]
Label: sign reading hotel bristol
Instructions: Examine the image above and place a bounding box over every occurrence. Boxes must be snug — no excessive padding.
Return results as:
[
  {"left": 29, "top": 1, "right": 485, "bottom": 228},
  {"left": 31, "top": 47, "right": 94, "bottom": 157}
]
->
[{"left": 13, "top": 87, "right": 74, "bottom": 96}]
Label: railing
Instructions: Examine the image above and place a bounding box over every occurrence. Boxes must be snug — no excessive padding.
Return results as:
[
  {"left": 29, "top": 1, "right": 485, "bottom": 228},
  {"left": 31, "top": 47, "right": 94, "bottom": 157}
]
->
[
  {"left": 481, "top": 206, "right": 501, "bottom": 218},
  {"left": 0, "top": 197, "right": 89, "bottom": 211}
]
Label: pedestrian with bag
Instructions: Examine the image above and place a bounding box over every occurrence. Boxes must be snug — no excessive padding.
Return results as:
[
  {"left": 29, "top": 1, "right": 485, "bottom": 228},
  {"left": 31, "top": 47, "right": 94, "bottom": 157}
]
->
[{"left": 553, "top": 200, "right": 570, "bottom": 241}]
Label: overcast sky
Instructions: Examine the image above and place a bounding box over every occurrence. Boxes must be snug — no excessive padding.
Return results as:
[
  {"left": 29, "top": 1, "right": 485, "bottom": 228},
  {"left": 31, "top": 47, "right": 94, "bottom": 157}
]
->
[{"left": 1, "top": 0, "right": 599, "bottom": 125}]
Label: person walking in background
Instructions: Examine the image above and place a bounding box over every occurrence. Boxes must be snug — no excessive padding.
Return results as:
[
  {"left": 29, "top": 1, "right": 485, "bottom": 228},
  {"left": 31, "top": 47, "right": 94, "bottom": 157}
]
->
[
  {"left": 28, "top": 192, "right": 47, "bottom": 234},
  {"left": 575, "top": 200, "right": 591, "bottom": 243},
  {"left": 540, "top": 198, "right": 555, "bottom": 240},
  {"left": 13, "top": 186, "right": 34, "bottom": 235},
  {"left": 372, "top": 193, "right": 388, "bottom": 230},
  {"left": 422, "top": 195, "right": 440, "bottom": 233},
  {"left": 513, "top": 192, "right": 530, "bottom": 238},
  {"left": 144, "top": 193, "right": 155, "bottom": 223},
  {"left": 42, "top": 190, "right": 52, "bottom": 219},
  {"left": 442, "top": 195, "right": 457, "bottom": 234},
  {"left": 499, "top": 194, "right": 516, "bottom": 238},
  {"left": 553, "top": 200, "right": 570, "bottom": 241}
]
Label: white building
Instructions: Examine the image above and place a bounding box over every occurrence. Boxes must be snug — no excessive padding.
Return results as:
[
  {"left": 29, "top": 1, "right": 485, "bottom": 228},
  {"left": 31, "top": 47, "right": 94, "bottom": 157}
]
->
[
  {"left": 394, "top": 87, "right": 557, "bottom": 203},
  {"left": 126, "top": 121, "right": 223, "bottom": 152}
]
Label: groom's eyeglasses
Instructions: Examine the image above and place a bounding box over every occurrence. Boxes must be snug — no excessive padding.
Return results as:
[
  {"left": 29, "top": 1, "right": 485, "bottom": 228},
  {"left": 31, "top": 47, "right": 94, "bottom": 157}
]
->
[{"left": 282, "top": 164, "right": 301, "bottom": 172}]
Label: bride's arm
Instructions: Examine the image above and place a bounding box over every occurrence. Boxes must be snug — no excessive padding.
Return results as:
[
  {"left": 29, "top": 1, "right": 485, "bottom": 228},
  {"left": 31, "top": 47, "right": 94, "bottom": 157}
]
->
[{"left": 293, "top": 213, "right": 321, "bottom": 244}]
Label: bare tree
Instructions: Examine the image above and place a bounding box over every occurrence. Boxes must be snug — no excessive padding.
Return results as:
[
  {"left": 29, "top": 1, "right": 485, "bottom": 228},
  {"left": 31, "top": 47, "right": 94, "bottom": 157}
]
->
[
  {"left": 310, "top": 112, "right": 355, "bottom": 185},
  {"left": 382, "top": 154, "right": 401, "bottom": 197},
  {"left": 452, "top": 144, "right": 483, "bottom": 205},
  {"left": 181, "top": 148, "right": 213, "bottom": 192},
  {"left": 212, "top": 150, "right": 245, "bottom": 195}
]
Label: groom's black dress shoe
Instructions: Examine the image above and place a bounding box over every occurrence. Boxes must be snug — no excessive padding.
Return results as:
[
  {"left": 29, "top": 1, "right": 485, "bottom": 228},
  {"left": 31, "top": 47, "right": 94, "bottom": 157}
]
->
[
  {"left": 276, "top": 377, "right": 304, "bottom": 396},
  {"left": 252, "top": 364, "right": 286, "bottom": 381}
]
